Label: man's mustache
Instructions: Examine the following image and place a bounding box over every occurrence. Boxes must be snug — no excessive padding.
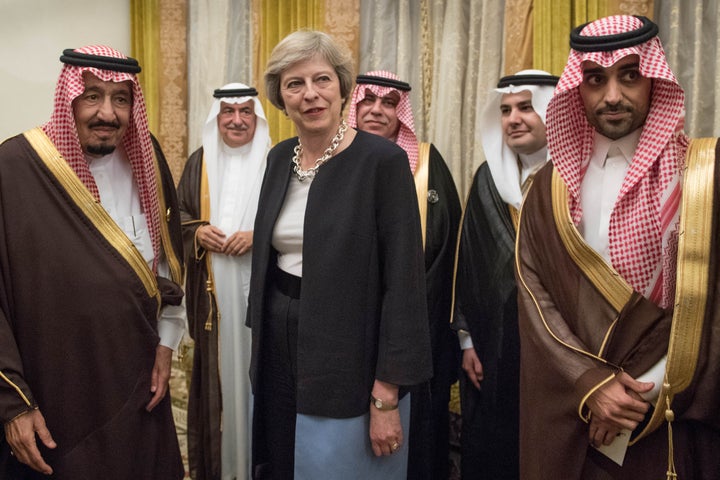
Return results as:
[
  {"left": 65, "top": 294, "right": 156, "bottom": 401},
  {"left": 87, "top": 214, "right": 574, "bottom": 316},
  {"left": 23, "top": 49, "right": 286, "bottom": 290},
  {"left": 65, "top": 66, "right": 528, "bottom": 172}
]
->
[
  {"left": 89, "top": 120, "right": 120, "bottom": 129},
  {"left": 597, "top": 104, "right": 632, "bottom": 114}
]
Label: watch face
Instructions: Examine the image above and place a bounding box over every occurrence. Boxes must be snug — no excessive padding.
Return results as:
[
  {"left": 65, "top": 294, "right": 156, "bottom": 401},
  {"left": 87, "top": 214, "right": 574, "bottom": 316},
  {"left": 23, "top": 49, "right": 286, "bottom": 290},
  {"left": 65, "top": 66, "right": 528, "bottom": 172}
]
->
[{"left": 374, "top": 399, "right": 383, "bottom": 408}]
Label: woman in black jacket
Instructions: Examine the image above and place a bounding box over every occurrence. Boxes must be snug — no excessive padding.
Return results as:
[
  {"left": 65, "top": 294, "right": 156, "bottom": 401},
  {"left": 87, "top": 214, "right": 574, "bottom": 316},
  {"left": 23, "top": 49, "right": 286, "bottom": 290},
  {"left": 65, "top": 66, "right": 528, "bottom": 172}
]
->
[{"left": 247, "top": 30, "right": 432, "bottom": 479}]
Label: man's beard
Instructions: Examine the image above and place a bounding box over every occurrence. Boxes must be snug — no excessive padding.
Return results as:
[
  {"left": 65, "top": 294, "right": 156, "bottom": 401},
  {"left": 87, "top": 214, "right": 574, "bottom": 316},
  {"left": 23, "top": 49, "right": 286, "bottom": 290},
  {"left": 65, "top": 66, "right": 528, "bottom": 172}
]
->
[
  {"left": 85, "top": 120, "right": 121, "bottom": 156},
  {"left": 86, "top": 144, "right": 117, "bottom": 156}
]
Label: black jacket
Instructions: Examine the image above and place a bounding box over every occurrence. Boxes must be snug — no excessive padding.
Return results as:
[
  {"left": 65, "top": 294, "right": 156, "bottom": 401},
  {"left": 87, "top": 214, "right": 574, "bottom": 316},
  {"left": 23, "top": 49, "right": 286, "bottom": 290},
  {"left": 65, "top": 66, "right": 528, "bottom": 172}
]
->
[{"left": 248, "top": 130, "right": 432, "bottom": 418}]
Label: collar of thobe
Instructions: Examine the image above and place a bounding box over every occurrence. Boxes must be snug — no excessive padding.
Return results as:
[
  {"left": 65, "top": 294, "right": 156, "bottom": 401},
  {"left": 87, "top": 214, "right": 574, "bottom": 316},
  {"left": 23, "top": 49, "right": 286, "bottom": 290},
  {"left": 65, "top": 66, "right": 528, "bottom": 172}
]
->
[
  {"left": 589, "top": 128, "right": 642, "bottom": 169},
  {"left": 487, "top": 145, "right": 550, "bottom": 210},
  {"left": 518, "top": 146, "right": 548, "bottom": 182},
  {"left": 220, "top": 141, "right": 252, "bottom": 158},
  {"left": 86, "top": 147, "right": 122, "bottom": 167}
]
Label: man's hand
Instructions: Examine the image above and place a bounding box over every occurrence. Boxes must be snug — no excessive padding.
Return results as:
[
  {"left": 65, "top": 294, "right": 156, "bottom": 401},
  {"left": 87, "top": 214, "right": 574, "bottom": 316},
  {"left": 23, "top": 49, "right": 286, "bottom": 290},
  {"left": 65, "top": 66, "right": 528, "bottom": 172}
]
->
[
  {"left": 146, "top": 345, "right": 173, "bottom": 412},
  {"left": 222, "top": 230, "right": 253, "bottom": 256},
  {"left": 197, "top": 225, "right": 226, "bottom": 253},
  {"left": 462, "top": 347, "right": 484, "bottom": 390},
  {"left": 4, "top": 409, "right": 56, "bottom": 475},
  {"left": 586, "top": 372, "right": 653, "bottom": 447}
]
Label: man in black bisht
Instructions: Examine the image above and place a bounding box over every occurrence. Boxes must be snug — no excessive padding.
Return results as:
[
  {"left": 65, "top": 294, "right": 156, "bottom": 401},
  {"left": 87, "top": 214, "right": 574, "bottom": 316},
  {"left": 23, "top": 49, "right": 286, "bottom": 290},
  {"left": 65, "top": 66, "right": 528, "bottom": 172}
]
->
[
  {"left": 349, "top": 71, "right": 462, "bottom": 480},
  {"left": 452, "top": 70, "right": 558, "bottom": 479}
]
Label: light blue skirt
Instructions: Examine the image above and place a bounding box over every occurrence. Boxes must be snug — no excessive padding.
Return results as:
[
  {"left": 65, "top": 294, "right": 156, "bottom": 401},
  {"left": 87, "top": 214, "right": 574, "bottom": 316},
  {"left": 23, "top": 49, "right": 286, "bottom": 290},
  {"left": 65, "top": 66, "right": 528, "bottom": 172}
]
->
[{"left": 293, "top": 394, "right": 411, "bottom": 479}]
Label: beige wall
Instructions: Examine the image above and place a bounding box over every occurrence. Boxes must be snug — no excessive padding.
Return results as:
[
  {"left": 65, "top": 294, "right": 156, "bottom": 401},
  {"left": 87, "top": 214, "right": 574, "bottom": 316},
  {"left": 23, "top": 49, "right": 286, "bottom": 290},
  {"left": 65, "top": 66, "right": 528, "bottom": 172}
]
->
[{"left": 0, "top": 0, "right": 130, "bottom": 141}]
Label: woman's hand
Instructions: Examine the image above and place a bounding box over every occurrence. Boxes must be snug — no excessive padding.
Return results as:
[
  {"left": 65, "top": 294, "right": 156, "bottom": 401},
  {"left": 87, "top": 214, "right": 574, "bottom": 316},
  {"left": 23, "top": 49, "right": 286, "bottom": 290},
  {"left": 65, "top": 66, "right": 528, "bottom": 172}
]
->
[
  {"left": 369, "top": 379, "right": 402, "bottom": 456},
  {"left": 369, "top": 407, "right": 402, "bottom": 456}
]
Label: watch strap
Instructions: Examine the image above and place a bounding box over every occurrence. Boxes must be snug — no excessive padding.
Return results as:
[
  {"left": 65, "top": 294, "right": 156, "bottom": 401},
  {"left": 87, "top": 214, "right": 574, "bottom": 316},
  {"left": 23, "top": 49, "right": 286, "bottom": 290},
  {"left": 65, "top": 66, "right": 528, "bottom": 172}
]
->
[{"left": 370, "top": 394, "right": 398, "bottom": 411}]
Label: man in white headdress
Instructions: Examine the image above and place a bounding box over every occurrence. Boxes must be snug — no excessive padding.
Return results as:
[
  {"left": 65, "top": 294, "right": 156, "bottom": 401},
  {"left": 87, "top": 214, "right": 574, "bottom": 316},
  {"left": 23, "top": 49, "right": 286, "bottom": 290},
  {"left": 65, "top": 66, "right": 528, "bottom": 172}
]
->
[
  {"left": 452, "top": 70, "right": 557, "bottom": 479},
  {"left": 177, "top": 83, "right": 271, "bottom": 480}
]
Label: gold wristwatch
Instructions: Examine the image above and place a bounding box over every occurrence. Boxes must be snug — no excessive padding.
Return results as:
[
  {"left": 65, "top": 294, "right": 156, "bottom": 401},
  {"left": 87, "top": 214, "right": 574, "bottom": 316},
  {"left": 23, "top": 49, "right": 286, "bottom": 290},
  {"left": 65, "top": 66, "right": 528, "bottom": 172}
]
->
[{"left": 370, "top": 394, "right": 398, "bottom": 411}]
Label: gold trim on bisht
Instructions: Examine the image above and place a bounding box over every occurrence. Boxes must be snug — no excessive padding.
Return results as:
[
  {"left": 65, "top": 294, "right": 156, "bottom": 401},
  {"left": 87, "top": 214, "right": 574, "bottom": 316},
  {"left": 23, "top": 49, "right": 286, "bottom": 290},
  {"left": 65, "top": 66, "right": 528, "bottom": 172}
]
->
[
  {"left": 508, "top": 204, "right": 520, "bottom": 231},
  {"left": 448, "top": 183, "right": 473, "bottom": 325},
  {"left": 200, "top": 154, "right": 211, "bottom": 222},
  {"left": 514, "top": 171, "right": 621, "bottom": 366},
  {"left": 414, "top": 142, "right": 431, "bottom": 250},
  {"left": 199, "top": 157, "right": 219, "bottom": 332},
  {"left": 153, "top": 153, "right": 183, "bottom": 284},
  {"left": 632, "top": 138, "right": 717, "bottom": 456},
  {"left": 551, "top": 169, "right": 633, "bottom": 312},
  {"left": 0, "top": 371, "right": 32, "bottom": 408},
  {"left": 23, "top": 128, "right": 159, "bottom": 300}
]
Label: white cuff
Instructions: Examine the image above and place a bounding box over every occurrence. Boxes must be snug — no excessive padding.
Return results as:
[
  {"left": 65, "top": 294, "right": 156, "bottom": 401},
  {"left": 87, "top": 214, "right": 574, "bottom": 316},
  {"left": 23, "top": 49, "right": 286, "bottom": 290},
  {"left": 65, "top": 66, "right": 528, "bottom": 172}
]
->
[
  {"left": 157, "top": 304, "right": 186, "bottom": 351},
  {"left": 636, "top": 355, "right": 667, "bottom": 405},
  {"left": 458, "top": 330, "right": 474, "bottom": 350}
]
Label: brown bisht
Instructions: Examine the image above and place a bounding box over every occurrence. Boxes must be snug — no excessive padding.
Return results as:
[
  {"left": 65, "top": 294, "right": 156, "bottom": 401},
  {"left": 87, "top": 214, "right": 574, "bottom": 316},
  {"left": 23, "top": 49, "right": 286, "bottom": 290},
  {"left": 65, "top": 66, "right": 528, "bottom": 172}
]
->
[
  {"left": 0, "top": 129, "right": 184, "bottom": 479},
  {"left": 515, "top": 140, "right": 720, "bottom": 479}
]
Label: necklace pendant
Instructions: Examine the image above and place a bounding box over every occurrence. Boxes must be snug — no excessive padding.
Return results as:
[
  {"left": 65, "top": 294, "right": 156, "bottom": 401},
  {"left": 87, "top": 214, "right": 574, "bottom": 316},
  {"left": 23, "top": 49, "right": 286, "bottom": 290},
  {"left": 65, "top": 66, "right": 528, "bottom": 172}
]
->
[
  {"left": 294, "top": 164, "right": 315, "bottom": 182},
  {"left": 291, "top": 119, "right": 348, "bottom": 183}
]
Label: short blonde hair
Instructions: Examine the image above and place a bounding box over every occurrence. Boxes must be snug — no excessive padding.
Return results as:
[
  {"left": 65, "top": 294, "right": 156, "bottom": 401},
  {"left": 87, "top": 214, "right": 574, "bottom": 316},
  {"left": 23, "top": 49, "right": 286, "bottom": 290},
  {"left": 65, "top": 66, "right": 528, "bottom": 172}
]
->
[{"left": 264, "top": 30, "right": 354, "bottom": 111}]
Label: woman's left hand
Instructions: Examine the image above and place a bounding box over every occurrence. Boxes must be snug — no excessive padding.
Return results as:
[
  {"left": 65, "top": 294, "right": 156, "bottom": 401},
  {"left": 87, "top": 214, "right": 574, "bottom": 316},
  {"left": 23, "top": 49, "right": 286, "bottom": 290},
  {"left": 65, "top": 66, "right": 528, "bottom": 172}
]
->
[{"left": 369, "top": 405, "right": 403, "bottom": 456}]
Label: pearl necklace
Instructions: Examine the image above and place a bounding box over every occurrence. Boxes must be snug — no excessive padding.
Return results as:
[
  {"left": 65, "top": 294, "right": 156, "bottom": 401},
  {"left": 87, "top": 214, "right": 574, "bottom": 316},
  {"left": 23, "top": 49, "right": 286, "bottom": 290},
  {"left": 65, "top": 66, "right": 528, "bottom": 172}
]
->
[{"left": 292, "top": 120, "right": 348, "bottom": 182}]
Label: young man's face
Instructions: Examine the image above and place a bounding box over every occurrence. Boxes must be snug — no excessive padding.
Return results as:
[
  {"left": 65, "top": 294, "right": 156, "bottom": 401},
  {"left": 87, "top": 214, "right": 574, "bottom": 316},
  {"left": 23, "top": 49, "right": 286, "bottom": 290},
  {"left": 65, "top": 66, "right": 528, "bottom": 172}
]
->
[
  {"left": 578, "top": 54, "right": 652, "bottom": 140},
  {"left": 72, "top": 72, "right": 132, "bottom": 157},
  {"left": 500, "top": 90, "right": 547, "bottom": 155},
  {"left": 355, "top": 89, "right": 401, "bottom": 141}
]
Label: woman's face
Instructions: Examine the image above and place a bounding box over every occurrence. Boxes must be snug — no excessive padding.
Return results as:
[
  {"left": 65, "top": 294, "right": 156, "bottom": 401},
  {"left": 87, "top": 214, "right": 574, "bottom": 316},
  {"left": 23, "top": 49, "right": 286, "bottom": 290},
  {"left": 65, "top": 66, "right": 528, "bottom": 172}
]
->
[{"left": 279, "top": 54, "right": 343, "bottom": 136}]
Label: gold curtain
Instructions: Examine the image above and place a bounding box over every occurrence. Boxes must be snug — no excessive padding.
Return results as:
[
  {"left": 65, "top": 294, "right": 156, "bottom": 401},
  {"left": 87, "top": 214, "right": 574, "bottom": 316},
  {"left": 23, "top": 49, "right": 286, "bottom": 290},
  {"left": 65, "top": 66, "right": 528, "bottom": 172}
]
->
[
  {"left": 253, "top": 0, "right": 325, "bottom": 143},
  {"left": 130, "top": 0, "right": 160, "bottom": 134},
  {"left": 323, "top": 0, "right": 360, "bottom": 64},
  {"left": 252, "top": 0, "right": 359, "bottom": 144},
  {"left": 504, "top": 0, "right": 535, "bottom": 75},
  {"left": 533, "top": 0, "right": 604, "bottom": 75},
  {"left": 531, "top": 0, "right": 655, "bottom": 76},
  {"left": 608, "top": 0, "right": 654, "bottom": 17},
  {"left": 156, "top": 0, "right": 188, "bottom": 182},
  {"left": 130, "top": 0, "right": 188, "bottom": 183}
]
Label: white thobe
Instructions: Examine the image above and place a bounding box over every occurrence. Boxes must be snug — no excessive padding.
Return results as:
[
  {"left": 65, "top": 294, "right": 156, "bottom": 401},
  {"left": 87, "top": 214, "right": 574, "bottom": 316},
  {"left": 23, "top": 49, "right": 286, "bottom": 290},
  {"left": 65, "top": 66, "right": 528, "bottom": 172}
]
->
[{"left": 89, "top": 150, "right": 185, "bottom": 350}]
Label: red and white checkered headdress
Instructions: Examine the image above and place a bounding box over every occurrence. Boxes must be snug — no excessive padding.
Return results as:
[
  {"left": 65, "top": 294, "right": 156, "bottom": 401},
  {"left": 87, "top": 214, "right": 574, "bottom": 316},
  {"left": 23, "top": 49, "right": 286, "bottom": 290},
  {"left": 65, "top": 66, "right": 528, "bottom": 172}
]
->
[
  {"left": 41, "top": 45, "right": 162, "bottom": 271},
  {"left": 348, "top": 70, "right": 419, "bottom": 173},
  {"left": 547, "top": 15, "right": 687, "bottom": 307}
]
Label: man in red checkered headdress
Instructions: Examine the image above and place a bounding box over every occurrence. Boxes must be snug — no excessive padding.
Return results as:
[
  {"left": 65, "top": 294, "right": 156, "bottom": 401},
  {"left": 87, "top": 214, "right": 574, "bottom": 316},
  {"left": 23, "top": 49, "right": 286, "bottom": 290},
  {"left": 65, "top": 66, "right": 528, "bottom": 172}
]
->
[
  {"left": 515, "top": 15, "right": 720, "bottom": 479},
  {"left": 0, "top": 46, "right": 185, "bottom": 479},
  {"left": 348, "top": 72, "right": 462, "bottom": 480}
]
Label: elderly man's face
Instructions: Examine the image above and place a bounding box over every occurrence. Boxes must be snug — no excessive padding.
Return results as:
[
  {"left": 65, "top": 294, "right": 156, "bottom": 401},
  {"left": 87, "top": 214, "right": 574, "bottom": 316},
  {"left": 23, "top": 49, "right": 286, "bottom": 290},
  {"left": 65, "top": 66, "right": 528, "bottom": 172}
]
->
[
  {"left": 500, "top": 90, "right": 547, "bottom": 155},
  {"left": 356, "top": 90, "right": 401, "bottom": 140},
  {"left": 217, "top": 100, "right": 257, "bottom": 148},
  {"left": 578, "top": 55, "right": 652, "bottom": 140},
  {"left": 72, "top": 72, "right": 132, "bottom": 157}
]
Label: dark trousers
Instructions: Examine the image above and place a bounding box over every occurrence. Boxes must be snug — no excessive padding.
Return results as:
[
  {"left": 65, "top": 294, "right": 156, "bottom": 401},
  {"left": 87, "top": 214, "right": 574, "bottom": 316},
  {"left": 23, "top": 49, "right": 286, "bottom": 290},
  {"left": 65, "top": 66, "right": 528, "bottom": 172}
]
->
[{"left": 254, "top": 270, "right": 300, "bottom": 480}]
